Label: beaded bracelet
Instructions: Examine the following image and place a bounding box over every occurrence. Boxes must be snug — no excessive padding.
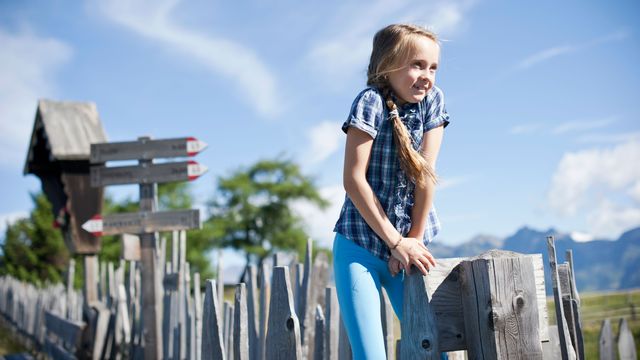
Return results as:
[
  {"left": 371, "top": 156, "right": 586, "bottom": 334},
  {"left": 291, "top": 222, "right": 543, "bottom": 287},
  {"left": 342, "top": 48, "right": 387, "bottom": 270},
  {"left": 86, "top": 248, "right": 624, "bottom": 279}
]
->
[{"left": 391, "top": 236, "right": 404, "bottom": 250}]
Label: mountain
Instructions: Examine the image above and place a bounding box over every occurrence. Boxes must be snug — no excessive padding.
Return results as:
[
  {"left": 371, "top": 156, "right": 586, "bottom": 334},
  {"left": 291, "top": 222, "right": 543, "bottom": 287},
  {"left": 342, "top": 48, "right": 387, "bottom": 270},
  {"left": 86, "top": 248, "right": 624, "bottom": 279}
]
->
[{"left": 431, "top": 226, "right": 640, "bottom": 293}]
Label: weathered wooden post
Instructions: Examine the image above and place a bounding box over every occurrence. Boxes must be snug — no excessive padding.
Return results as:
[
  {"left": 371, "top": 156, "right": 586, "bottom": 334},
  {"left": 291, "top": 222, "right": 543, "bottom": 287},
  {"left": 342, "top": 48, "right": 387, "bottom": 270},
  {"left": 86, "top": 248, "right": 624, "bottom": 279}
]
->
[
  {"left": 599, "top": 319, "right": 614, "bottom": 360},
  {"left": 459, "top": 250, "right": 543, "bottom": 359},
  {"left": 233, "top": 283, "right": 249, "bottom": 360},
  {"left": 400, "top": 270, "right": 439, "bottom": 359},
  {"left": 380, "top": 288, "right": 394, "bottom": 359},
  {"left": 547, "top": 237, "right": 576, "bottom": 360},
  {"left": 266, "top": 266, "right": 302, "bottom": 360},
  {"left": 202, "top": 279, "right": 225, "bottom": 360},
  {"left": 324, "top": 287, "right": 339, "bottom": 360},
  {"left": 617, "top": 318, "right": 637, "bottom": 360}
]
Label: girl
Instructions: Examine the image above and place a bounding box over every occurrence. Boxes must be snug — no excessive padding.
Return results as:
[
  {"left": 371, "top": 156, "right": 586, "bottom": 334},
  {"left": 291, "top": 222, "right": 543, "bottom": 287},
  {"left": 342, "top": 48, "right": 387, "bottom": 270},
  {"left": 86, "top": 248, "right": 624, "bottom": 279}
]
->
[{"left": 333, "top": 23, "right": 450, "bottom": 359}]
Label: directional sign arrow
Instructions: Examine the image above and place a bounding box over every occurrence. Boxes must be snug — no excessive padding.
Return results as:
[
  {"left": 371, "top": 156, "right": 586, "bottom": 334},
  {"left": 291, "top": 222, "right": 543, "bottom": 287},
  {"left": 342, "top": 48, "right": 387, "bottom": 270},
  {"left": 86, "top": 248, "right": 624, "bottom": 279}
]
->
[
  {"left": 81, "top": 209, "right": 200, "bottom": 236},
  {"left": 91, "top": 160, "right": 208, "bottom": 187},
  {"left": 90, "top": 137, "right": 208, "bottom": 163}
]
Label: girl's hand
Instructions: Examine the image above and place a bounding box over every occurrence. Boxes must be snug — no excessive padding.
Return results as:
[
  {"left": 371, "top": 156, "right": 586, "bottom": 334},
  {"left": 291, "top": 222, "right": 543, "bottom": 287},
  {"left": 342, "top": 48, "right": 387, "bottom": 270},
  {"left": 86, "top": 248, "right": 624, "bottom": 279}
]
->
[
  {"left": 390, "top": 237, "right": 436, "bottom": 275},
  {"left": 388, "top": 256, "right": 404, "bottom": 277}
]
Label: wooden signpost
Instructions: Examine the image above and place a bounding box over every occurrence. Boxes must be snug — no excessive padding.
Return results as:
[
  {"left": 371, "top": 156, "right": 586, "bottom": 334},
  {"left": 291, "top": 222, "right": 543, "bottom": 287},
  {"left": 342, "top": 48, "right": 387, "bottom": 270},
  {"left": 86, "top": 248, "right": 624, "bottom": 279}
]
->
[{"left": 86, "top": 136, "right": 207, "bottom": 360}]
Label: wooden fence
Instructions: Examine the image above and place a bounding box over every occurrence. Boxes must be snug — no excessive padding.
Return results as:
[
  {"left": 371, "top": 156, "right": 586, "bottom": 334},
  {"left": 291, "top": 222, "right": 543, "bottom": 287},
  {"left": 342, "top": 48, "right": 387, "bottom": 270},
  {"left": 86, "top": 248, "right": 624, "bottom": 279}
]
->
[{"left": 1, "top": 233, "right": 637, "bottom": 359}]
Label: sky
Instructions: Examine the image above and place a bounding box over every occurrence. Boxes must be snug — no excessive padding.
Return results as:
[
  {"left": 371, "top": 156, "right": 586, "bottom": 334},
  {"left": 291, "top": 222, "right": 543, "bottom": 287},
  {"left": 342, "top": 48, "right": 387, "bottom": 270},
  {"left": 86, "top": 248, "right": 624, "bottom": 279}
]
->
[{"left": 1, "top": 0, "right": 639, "bottom": 264}]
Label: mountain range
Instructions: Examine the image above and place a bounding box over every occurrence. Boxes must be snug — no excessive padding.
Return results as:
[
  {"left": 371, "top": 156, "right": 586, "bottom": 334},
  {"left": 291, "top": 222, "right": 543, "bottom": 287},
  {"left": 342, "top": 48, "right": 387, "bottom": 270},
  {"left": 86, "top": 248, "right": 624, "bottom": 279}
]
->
[{"left": 429, "top": 226, "right": 640, "bottom": 293}]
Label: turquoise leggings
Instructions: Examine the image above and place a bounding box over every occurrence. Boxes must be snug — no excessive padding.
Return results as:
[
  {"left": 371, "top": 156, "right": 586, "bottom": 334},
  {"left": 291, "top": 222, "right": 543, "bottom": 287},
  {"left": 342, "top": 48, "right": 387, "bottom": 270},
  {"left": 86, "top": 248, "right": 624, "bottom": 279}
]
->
[
  {"left": 333, "top": 233, "right": 448, "bottom": 360},
  {"left": 333, "top": 232, "right": 404, "bottom": 359}
]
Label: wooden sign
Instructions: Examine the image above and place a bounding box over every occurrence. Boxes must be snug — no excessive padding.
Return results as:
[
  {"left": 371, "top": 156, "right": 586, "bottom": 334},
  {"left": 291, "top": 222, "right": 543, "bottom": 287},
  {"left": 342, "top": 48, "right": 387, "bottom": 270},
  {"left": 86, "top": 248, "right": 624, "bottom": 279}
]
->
[
  {"left": 90, "top": 161, "right": 207, "bottom": 186},
  {"left": 90, "top": 137, "right": 207, "bottom": 163},
  {"left": 81, "top": 209, "right": 200, "bottom": 236},
  {"left": 121, "top": 234, "right": 141, "bottom": 261}
]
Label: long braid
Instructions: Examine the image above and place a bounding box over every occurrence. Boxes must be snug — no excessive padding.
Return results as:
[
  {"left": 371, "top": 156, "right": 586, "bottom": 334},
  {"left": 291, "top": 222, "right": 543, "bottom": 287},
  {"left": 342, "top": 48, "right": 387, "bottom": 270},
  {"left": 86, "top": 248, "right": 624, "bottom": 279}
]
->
[{"left": 381, "top": 86, "right": 437, "bottom": 187}]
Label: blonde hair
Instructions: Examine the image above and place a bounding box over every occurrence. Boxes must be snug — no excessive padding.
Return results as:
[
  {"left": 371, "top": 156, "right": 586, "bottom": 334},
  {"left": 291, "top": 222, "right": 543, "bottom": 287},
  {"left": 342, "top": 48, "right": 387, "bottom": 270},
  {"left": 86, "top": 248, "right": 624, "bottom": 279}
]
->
[{"left": 367, "top": 24, "right": 439, "bottom": 187}]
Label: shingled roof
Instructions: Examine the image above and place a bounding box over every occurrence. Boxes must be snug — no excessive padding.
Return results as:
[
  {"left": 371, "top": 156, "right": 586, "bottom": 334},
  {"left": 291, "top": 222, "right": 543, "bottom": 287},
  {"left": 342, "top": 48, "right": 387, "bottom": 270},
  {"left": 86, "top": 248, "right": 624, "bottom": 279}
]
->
[{"left": 24, "top": 99, "right": 108, "bottom": 174}]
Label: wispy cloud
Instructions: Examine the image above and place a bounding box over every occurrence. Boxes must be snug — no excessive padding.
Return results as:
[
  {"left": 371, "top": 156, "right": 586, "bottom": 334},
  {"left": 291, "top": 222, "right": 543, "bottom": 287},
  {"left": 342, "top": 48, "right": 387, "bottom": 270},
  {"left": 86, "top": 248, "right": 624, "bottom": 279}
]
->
[
  {"left": 552, "top": 117, "right": 616, "bottom": 134},
  {"left": 438, "top": 175, "right": 471, "bottom": 190},
  {"left": 548, "top": 140, "right": 640, "bottom": 238},
  {"left": 305, "top": 0, "right": 476, "bottom": 88},
  {"left": 93, "top": 0, "right": 281, "bottom": 118},
  {"left": 0, "top": 28, "right": 72, "bottom": 168},
  {"left": 509, "top": 123, "right": 541, "bottom": 135},
  {"left": 303, "top": 121, "right": 344, "bottom": 165},
  {"left": 515, "top": 29, "right": 630, "bottom": 70},
  {"left": 291, "top": 184, "right": 345, "bottom": 248},
  {"left": 576, "top": 131, "right": 640, "bottom": 144}
]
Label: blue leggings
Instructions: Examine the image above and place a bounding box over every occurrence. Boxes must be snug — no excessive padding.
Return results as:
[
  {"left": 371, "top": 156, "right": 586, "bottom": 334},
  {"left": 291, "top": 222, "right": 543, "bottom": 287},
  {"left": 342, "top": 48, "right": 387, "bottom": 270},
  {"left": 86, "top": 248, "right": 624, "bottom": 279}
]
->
[
  {"left": 333, "top": 233, "right": 404, "bottom": 359},
  {"left": 333, "top": 233, "right": 448, "bottom": 360}
]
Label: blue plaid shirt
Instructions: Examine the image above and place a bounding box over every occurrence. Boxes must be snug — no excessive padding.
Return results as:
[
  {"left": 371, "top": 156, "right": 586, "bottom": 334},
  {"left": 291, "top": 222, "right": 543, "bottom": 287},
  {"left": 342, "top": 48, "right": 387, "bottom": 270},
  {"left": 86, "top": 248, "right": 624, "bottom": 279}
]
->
[{"left": 333, "top": 86, "right": 450, "bottom": 261}]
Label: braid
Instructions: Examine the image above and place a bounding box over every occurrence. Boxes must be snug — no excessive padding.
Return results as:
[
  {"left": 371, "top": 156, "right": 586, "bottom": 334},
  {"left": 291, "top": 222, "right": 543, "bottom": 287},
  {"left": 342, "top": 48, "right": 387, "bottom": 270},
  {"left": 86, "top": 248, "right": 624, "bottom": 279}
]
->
[{"left": 381, "top": 87, "right": 437, "bottom": 187}]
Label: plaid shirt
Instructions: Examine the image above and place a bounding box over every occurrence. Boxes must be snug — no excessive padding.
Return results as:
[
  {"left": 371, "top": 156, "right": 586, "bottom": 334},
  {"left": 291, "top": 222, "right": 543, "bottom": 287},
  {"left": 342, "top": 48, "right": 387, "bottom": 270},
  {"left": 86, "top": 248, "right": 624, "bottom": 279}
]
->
[{"left": 333, "top": 86, "right": 450, "bottom": 261}]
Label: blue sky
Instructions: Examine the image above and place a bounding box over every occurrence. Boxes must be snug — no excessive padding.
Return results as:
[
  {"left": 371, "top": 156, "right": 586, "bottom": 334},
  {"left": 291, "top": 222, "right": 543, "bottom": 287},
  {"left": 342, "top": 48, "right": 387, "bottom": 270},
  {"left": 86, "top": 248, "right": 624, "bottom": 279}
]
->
[{"left": 1, "top": 0, "right": 639, "bottom": 257}]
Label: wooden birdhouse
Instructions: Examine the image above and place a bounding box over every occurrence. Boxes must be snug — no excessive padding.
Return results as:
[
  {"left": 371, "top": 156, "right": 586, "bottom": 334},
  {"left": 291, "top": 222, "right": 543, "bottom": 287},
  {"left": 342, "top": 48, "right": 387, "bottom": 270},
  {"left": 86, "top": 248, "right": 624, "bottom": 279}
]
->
[{"left": 24, "top": 99, "right": 107, "bottom": 254}]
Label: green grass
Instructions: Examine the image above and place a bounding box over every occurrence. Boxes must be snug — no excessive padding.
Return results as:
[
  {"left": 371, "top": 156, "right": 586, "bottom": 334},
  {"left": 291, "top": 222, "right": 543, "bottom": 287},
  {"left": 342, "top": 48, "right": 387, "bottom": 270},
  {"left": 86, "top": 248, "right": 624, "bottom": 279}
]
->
[
  {"left": 547, "top": 289, "right": 640, "bottom": 359},
  {"left": 0, "top": 320, "right": 29, "bottom": 356}
]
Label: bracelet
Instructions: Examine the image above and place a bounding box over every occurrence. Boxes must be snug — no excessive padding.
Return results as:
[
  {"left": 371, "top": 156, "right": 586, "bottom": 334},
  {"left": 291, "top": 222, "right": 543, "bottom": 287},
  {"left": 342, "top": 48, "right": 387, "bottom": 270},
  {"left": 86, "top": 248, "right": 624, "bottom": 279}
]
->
[{"left": 391, "top": 236, "right": 404, "bottom": 250}]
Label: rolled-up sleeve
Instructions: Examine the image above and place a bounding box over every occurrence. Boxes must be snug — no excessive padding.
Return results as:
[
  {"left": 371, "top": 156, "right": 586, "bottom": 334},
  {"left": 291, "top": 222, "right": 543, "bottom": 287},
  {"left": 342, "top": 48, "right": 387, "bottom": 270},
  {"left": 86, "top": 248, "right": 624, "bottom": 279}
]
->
[
  {"left": 423, "top": 86, "right": 450, "bottom": 131},
  {"left": 342, "top": 88, "right": 384, "bottom": 139}
]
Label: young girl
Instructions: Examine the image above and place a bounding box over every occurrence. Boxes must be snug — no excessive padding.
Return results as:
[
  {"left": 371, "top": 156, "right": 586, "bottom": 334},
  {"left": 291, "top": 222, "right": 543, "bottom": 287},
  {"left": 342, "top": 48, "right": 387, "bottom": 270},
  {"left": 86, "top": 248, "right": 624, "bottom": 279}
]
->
[{"left": 333, "top": 23, "right": 450, "bottom": 359}]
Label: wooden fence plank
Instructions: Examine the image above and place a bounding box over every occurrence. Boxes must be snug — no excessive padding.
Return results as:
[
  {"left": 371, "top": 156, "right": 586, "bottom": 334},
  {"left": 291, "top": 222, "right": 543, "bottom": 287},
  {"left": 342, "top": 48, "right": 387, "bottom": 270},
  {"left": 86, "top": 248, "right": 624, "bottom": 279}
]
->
[
  {"left": 44, "top": 310, "right": 86, "bottom": 349},
  {"left": 325, "top": 287, "right": 339, "bottom": 360},
  {"left": 400, "top": 271, "right": 439, "bottom": 359},
  {"left": 201, "top": 279, "right": 225, "bottom": 360},
  {"left": 547, "top": 236, "right": 574, "bottom": 360},
  {"left": 244, "top": 265, "right": 259, "bottom": 360},
  {"left": 598, "top": 319, "right": 614, "bottom": 360},
  {"left": 258, "top": 263, "right": 271, "bottom": 360},
  {"left": 266, "top": 266, "right": 302, "bottom": 360},
  {"left": 338, "top": 315, "right": 352, "bottom": 360},
  {"left": 194, "top": 272, "right": 202, "bottom": 360},
  {"left": 617, "top": 318, "right": 637, "bottom": 360},
  {"left": 380, "top": 288, "right": 394, "bottom": 360},
  {"left": 314, "top": 305, "right": 325, "bottom": 360},
  {"left": 233, "top": 283, "right": 249, "bottom": 360}
]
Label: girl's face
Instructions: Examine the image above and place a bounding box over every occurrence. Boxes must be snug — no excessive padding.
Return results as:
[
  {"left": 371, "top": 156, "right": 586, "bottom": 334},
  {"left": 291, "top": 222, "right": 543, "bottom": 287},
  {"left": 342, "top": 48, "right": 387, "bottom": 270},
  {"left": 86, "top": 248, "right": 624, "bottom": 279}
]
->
[{"left": 387, "top": 36, "right": 440, "bottom": 105}]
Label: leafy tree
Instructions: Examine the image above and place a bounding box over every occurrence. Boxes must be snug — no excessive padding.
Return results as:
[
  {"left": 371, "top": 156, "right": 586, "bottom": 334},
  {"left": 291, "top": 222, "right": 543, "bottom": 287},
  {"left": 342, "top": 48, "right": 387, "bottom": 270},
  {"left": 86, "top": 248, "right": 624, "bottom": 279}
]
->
[
  {"left": 208, "top": 158, "right": 328, "bottom": 266},
  {"left": 0, "top": 193, "right": 69, "bottom": 286}
]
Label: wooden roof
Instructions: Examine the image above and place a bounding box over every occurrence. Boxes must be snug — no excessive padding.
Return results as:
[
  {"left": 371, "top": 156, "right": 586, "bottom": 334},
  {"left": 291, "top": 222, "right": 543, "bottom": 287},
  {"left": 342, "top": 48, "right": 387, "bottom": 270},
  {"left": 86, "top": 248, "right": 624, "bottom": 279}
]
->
[{"left": 24, "top": 99, "right": 108, "bottom": 174}]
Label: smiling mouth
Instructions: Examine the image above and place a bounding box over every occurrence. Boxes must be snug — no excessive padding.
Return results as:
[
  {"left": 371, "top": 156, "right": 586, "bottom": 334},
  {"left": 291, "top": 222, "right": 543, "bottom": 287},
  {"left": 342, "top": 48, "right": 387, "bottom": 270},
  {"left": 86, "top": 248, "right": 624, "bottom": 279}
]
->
[{"left": 413, "top": 85, "right": 428, "bottom": 91}]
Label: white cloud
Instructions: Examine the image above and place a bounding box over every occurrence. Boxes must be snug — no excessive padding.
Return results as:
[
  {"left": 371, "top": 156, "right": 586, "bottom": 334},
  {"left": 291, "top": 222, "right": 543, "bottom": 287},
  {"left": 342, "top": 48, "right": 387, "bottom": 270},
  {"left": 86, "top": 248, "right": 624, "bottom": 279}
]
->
[
  {"left": 576, "top": 131, "right": 640, "bottom": 145},
  {"left": 569, "top": 231, "right": 594, "bottom": 243},
  {"left": 304, "top": 121, "right": 343, "bottom": 165},
  {"left": 515, "top": 30, "right": 629, "bottom": 70},
  {"left": 438, "top": 175, "right": 470, "bottom": 190},
  {"left": 509, "top": 123, "right": 541, "bottom": 135},
  {"left": 93, "top": 0, "right": 281, "bottom": 118},
  {"left": 305, "top": 0, "right": 476, "bottom": 86},
  {"left": 0, "top": 28, "right": 72, "bottom": 168},
  {"left": 548, "top": 140, "right": 640, "bottom": 238},
  {"left": 291, "top": 184, "right": 345, "bottom": 249},
  {"left": 552, "top": 117, "right": 616, "bottom": 135},
  {"left": 0, "top": 211, "right": 30, "bottom": 235}
]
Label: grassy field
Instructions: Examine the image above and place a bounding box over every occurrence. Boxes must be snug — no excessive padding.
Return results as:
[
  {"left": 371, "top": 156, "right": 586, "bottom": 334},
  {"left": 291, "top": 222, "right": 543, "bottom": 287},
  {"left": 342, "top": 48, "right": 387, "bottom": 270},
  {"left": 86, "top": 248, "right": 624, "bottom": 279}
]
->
[{"left": 546, "top": 288, "right": 640, "bottom": 359}]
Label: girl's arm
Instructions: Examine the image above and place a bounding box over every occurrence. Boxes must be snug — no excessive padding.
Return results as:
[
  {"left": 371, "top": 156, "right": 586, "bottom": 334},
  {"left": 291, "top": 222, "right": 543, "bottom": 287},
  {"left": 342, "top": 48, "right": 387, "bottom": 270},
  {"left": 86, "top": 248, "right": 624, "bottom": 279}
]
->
[
  {"left": 343, "top": 128, "right": 401, "bottom": 245},
  {"left": 407, "top": 125, "right": 445, "bottom": 239},
  {"left": 343, "top": 128, "right": 436, "bottom": 274}
]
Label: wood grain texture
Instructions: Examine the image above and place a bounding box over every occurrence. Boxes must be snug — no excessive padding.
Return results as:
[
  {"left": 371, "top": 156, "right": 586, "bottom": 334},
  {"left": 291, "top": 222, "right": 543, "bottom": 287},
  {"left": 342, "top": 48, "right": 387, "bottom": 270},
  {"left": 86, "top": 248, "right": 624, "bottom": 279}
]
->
[
  {"left": 400, "top": 271, "right": 440, "bottom": 359},
  {"left": 233, "top": 283, "right": 249, "bottom": 360},
  {"left": 617, "top": 318, "right": 637, "bottom": 360},
  {"left": 313, "top": 305, "right": 325, "bottom": 360},
  {"left": 325, "top": 287, "right": 339, "bottom": 360},
  {"left": 201, "top": 279, "right": 225, "bottom": 360},
  {"left": 265, "top": 266, "right": 302, "bottom": 360},
  {"left": 598, "top": 319, "right": 614, "bottom": 360}
]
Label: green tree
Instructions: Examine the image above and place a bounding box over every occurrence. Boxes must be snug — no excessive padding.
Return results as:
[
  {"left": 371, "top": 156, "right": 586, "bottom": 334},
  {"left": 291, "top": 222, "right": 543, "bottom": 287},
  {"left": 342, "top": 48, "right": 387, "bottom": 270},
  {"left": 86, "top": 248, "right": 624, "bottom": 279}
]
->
[
  {"left": 0, "top": 193, "right": 69, "bottom": 286},
  {"left": 208, "top": 158, "right": 328, "bottom": 266}
]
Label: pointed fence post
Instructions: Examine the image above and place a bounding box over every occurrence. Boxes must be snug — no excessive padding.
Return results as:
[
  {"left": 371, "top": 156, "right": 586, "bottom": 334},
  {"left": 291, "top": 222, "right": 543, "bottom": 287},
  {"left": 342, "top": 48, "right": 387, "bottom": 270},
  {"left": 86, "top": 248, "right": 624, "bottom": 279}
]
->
[
  {"left": 617, "top": 318, "right": 637, "bottom": 360},
  {"left": 547, "top": 236, "right": 575, "bottom": 360},
  {"left": 266, "top": 266, "right": 302, "bottom": 360},
  {"left": 325, "top": 287, "right": 339, "bottom": 360},
  {"left": 313, "top": 305, "right": 325, "bottom": 360},
  {"left": 400, "top": 270, "right": 439, "bottom": 359},
  {"left": 598, "top": 319, "right": 614, "bottom": 360},
  {"left": 233, "top": 283, "right": 249, "bottom": 360},
  {"left": 201, "top": 279, "right": 225, "bottom": 360}
]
